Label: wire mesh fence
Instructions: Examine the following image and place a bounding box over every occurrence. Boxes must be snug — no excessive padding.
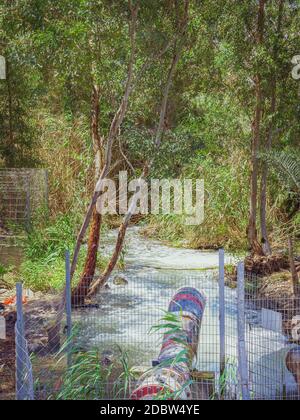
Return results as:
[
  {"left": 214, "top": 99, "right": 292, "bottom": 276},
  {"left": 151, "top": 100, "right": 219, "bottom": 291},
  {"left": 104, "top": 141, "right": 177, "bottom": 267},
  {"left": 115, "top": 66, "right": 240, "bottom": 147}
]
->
[
  {"left": 2, "top": 251, "right": 300, "bottom": 400},
  {"left": 15, "top": 283, "right": 34, "bottom": 400},
  {"left": 0, "top": 309, "right": 16, "bottom": 400},
  {"left": 0, "top": 168, "right": 48, "bottom": 233},
  {"left": 244, "top": 275, "right": 300, "bottom": 400}
]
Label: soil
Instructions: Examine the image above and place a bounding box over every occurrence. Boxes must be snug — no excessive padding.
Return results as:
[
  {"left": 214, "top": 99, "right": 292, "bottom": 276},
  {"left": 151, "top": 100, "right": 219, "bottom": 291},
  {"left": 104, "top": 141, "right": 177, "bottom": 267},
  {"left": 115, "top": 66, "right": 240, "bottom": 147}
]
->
[
  {"left": 244, "top": 253, "right": 292, "bottom": 277},
  {"left": 0, "top": 310, "right": 16, "bottom": 400},
  {"left": 0, "top": 291, "right": 63, "bottom": 399},
  {"left": 254, "top": 271, "right": 300, "bottom": 340}
]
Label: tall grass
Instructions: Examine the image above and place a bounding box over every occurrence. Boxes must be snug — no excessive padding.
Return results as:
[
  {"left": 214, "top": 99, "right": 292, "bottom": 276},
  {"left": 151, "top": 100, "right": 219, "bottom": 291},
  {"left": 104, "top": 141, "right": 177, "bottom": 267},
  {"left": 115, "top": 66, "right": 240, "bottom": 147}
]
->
[{"left": 144, "top": 150, "right": 290, "bottom": 252}]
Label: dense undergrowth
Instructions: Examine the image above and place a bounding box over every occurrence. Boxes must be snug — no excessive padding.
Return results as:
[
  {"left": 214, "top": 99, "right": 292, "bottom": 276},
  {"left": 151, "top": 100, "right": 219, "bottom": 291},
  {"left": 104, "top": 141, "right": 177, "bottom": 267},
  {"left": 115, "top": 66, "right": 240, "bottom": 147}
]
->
[
  {"left": 1, "top": 109, "right": 299, "bottom": 293},
  {"left": 143, "top": 152, "right": 300, "bottom": 253},
  {"left": 2, "top": 212, "right": 113, "bottom": 292}
]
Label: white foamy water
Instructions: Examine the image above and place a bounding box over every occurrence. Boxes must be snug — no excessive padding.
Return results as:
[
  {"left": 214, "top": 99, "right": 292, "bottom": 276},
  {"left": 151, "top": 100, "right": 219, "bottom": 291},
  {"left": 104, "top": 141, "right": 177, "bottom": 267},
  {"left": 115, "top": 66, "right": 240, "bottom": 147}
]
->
[{"left": 74, "top": 227, "right": 297, "bottom": 399}]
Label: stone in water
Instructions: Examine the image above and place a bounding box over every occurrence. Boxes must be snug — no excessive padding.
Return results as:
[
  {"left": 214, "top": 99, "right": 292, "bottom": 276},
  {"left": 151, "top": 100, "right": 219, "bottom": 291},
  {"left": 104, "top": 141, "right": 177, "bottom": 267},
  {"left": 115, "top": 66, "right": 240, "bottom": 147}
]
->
[
  {"left": 113, "top": 276, "right": 128, "bottom": 286},
  {"left": 0, "top": 316, "right": 6, "bottom": 339},
  {"left": 261, "top": 308, "right": 282, "bottom": 333}
]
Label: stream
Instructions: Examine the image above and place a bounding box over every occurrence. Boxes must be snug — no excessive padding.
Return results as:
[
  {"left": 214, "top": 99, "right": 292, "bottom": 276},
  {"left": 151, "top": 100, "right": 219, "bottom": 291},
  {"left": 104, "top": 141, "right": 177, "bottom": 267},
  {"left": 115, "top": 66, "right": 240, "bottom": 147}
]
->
[{"left": 73, "top": 227, "right": 298, "bottom": 399}]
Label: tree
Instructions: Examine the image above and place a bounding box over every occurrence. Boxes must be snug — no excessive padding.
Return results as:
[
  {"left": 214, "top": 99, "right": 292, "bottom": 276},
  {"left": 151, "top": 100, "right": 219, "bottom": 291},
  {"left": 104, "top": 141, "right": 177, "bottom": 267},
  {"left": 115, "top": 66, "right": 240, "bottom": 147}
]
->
[
  {"left": 260, "top": 0, "right": 285, "bottom": 256},
  {"left": 87, "top": 0, "right": 190, "bottom": 297},
  {"left": 247, "top": 0, "right": 266, "bottom": 256},
  {"left": 0, "top": 0, "right": 41, "bottom": 167}
]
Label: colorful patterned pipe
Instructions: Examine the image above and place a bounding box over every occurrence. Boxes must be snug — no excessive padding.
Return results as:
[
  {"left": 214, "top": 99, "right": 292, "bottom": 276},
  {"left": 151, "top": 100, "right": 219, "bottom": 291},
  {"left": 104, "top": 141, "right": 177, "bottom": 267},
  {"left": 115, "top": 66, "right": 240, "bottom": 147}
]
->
[
  {"left": 131, "top": 287, "right": 206, "bottom": 400},
  {"left": 286, "top": 346, "right": 300, "bottom": 394}
]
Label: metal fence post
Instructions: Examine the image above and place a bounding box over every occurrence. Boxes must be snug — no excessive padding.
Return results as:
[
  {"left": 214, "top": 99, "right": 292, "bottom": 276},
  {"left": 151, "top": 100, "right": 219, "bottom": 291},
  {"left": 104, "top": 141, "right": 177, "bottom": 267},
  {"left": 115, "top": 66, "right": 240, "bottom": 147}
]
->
[
  {"left": 65, "top": 250, "right": 72, "bottom": 367},
  {"left": 237, "top": 262, "right": 251, "bottom": 400},
  {"left": 219, "top": 249, "right": 226, "bottom": 380}
]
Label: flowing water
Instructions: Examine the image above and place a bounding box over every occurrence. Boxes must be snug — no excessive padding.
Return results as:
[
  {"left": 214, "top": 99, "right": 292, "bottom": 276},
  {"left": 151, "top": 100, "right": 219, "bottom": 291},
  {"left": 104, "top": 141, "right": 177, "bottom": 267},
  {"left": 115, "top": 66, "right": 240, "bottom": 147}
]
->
[{"left": 74, "top": 227, "right": 297, "bottom": 399}]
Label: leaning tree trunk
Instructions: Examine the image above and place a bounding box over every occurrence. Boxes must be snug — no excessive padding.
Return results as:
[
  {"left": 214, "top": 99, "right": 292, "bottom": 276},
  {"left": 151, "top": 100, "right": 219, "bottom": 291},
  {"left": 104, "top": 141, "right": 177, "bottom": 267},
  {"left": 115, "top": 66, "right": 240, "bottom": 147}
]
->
[
  {"left": 71, "top": 209, "right": 102, "bottom": 306},
  {"left": 87, "top": 222, "right": 127, "bottom": 297},
  {"left": 247, "top": 0, "right": 265, "bottom": 256},
  {"left": 71, "top": 85, "right": 103, "bottom": 306}
]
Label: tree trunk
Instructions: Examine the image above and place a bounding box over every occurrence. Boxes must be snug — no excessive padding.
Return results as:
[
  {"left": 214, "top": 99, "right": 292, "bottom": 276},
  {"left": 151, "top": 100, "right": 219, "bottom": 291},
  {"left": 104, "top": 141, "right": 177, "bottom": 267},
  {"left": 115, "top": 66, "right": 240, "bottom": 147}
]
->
[
  {"left": 260, "top": 0, "right": 284, "bottom": 256},
  {"left": 6, "top": 60, "right": 14, "bottom": 165},
  {"left": 260, "top": 92, "right": 274, "bottom": 256},
  {"left": 87, "top": 222, "right": 127, "bottom": 297},
  {"left": 71, "top": 209, "right": 102, "bottom": 306},
  {"left": 71, "top": 85, "right": 103, "bottom": 306},
  {"left": 247, "top": 0, "right": 265, "bottom": 255}
]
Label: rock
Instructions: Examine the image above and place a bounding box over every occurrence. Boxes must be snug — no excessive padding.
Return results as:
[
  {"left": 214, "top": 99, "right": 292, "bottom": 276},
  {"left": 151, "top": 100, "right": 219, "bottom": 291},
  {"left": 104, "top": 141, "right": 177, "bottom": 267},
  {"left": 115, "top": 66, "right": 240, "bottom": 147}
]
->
[
  {"left": 24, "top": 288, "right": 35, "bottom": 299},
  {"left": 131, "top": 366, "right": 150, "bottom": 379},
  {"left": 101, "top": 350, "right": 115, "bottom": 366},
  {"left": 28, "top": 338, "right": 48, "bottom": 354},
  {"left": 0, "top": 289, "right": 12, "bottom": 300},
  {"left": 113, "top": 276, "right": 128, "bottom": 286}
]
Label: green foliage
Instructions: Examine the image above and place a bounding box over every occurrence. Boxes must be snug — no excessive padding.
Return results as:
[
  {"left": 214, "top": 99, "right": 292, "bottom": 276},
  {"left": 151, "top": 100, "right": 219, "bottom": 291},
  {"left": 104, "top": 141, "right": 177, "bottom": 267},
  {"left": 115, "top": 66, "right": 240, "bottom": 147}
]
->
[
  {"left": 56, "top": 348, "right": 113, "bottom": 400},
  {"left": 24, "top": 214, "right": 76, "bottom": 262},
  {"left": 0, "top": 263, "right": 8, "bottom": 277},
  {"left": 146, "top": 152, "right": 250, "bottom": 250},
  {"left": 150, "top": 310, "right": 193, "bottom": 400},
  {"left": 211, "top": 358, "right": 238, "bottom": 400},
  {"left": 18, "top": 256, "right": 68, "bottom": 291},
  {"left": 150, "top": 309, "right": 184, "bottom": 335},
  {"left": 0, "top": 2, "right": 42, "bottom": 167},
  {"left": 0, "top": 0, "right": 299, "bottom": 259},
  {"left": 262, "top": 150, "right": 300, "bottom": 193},
  {"left": 112, "top": 346, "right": 137, "bottom": 399},
  {"left": 53, "top": 344, "right": 136, "bottom": 400}
]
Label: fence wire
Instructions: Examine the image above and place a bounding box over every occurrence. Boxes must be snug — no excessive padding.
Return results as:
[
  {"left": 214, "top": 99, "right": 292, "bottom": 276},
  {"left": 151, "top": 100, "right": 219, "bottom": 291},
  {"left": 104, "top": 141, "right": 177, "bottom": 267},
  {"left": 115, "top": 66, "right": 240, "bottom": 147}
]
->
[
  {"left": 15, "top": 321, "right": 34, "bottom": 400},
  {"left": 4, "top": 265, "right": 300, "bottom": 401},
  {"left": 244, "top": 275, "right": 300, "bottom": 400},
  {"left": 0, "top": 168, "right": 48, "bottom": 233}
]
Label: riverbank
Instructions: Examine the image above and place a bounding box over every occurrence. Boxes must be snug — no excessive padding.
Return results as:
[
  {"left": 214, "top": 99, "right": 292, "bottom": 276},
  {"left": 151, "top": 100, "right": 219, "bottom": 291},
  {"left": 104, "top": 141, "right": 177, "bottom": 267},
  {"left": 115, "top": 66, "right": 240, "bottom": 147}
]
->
[
  {"left": 141, "top": 213, "right": 300, "bottom": 255},
  {"left": 0, "top": 215, "right": 298, "bottom": 300}
]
